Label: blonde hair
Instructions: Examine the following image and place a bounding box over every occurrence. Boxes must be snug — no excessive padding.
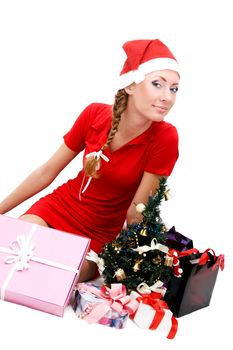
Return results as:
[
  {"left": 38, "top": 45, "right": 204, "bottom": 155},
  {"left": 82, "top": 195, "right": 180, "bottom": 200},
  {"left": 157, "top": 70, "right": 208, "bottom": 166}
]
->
[{"left": 84, "top": 89, "right": 128, "bottom": 178}]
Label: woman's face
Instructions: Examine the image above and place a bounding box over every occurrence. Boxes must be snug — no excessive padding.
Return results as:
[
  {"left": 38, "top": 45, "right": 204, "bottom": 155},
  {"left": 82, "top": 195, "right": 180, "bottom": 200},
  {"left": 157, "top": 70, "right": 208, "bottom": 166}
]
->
[{"left": 126, "top": 69, "right": 180, "bottom": 122}]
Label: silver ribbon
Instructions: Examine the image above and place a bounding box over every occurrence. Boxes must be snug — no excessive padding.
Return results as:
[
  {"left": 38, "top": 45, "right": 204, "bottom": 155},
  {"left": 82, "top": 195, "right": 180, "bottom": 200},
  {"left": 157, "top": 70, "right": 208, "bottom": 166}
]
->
[
  {"left": 86, "top": 249, "right": 105, "bottom": 274},
  {"left": 3, "top": 234, "right": 35, "bottom": 271},
  {"left": 137, "top": 280, "right": 167, "bottom": 296},
  {"left": 133, "top": 238, "right": 169, "bottom": 254}
]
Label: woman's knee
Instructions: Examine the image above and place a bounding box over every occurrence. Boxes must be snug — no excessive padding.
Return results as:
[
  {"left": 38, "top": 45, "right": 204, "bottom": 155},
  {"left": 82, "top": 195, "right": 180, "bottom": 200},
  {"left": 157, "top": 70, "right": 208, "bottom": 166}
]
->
[
  {"left": 20, "top": 215, "right": 97, "bottom": 282},
  {"left": 78, "top": 259, "right": 97, "bottom": 282},
  {"left": 20, "top": 214, "right": 49, "bottom": 227}
]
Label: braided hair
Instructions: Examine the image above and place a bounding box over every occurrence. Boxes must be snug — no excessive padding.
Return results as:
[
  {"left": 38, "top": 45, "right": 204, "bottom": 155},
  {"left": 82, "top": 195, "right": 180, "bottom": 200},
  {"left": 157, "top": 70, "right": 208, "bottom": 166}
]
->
[{"left": 84, "top": 89, "right": 128, "bottom": 178}]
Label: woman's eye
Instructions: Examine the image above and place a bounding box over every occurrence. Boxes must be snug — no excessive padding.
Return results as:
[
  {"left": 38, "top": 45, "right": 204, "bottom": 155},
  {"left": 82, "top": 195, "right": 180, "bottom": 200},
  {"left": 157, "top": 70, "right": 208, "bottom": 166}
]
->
[
  {"left": 152, "top": 81, "right": 161, "bottom": 88},
  {"left": 170, "top": 86, "right": 179, "bottom": 93}
]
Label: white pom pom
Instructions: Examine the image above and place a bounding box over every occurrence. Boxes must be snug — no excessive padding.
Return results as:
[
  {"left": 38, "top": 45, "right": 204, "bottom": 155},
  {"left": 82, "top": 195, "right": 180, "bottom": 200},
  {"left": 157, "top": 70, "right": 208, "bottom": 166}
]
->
[{"left": 135, "top": 203, "right": 146, "bottom": 213}]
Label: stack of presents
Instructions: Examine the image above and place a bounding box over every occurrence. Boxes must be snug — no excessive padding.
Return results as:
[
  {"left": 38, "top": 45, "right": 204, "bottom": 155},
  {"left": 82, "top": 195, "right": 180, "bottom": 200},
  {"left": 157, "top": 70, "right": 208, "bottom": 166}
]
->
[{"left": 0, "top": 214, "right": 224, "bottom": 339}]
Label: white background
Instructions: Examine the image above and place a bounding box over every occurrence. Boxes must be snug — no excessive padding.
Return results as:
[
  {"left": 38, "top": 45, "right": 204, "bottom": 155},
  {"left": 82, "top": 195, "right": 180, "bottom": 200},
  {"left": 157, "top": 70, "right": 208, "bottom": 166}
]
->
[{"left": 0, "top": 0, "right": 231, "bottom": 348}]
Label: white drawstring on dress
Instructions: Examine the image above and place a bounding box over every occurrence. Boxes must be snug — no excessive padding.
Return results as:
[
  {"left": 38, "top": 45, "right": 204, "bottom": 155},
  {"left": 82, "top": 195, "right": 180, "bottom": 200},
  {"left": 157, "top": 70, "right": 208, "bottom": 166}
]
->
[{"left": 79, "top": 150, "right": 110, "bottom": 200}]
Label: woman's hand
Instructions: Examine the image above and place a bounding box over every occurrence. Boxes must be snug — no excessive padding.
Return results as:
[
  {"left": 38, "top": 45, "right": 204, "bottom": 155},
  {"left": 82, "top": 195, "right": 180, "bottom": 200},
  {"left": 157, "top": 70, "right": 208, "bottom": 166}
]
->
[{"left": 126, "top": 171, "right": 162, "bottom": 225}]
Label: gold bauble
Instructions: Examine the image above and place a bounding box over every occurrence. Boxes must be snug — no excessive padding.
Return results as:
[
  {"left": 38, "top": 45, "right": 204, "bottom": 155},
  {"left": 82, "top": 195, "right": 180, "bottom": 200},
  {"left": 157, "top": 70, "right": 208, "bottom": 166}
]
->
[
  {"left": 153, "top": 256, "right": 162, "bottom": 264},
  {"left": 115, "top": 268, "right": 126, "bottom": 281},
  {"left": 139, "top": 228, "right": 148, "bottom": 236},
  {"left": 133, "top": 262, "right": 141, "bottom": 272},
  {"left": 133, "top": 259, "right": 143, "bottom": 272},
  {"left": 164, "top": 189, "right": 171, "bottom": 201},
  {"left": 135, "top": 203, "right": 146, "bottom": 213}
]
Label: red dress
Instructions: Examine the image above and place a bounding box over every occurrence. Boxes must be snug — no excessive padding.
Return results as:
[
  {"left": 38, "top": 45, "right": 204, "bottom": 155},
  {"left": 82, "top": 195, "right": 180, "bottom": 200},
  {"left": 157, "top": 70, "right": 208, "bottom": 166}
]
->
[{"left": 25, "top": 103, "right": 179, "bottom": 253}]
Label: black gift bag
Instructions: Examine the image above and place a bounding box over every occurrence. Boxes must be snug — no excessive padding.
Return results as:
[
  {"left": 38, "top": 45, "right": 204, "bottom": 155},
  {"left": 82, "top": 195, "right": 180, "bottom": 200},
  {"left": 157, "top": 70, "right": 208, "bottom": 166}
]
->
[
  {"left": 165, "top": 226, "right": 193, "bottom": 252},
  {"left": 164, "top": 249, "right": 224, "bottom": 317}
]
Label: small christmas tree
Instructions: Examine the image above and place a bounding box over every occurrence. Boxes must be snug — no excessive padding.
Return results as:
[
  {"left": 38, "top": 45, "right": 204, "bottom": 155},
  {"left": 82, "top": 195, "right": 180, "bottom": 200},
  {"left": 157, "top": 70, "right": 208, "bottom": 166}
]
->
[{"left": 98, "top": 177, "right": 176, "bottom": 292}]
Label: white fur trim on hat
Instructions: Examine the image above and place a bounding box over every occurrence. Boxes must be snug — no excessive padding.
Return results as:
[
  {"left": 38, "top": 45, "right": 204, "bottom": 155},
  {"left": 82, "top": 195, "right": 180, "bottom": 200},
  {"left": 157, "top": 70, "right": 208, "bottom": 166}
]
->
[{"left": 118, "top": 57, "right": 180, "bottom": 89}]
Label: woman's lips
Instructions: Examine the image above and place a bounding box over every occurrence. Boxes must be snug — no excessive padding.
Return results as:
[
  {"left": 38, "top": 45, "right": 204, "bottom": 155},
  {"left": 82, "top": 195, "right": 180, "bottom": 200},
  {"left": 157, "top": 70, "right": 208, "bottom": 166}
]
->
[{"left": 152, "top": 105, "right": 168, "bottom": 112}]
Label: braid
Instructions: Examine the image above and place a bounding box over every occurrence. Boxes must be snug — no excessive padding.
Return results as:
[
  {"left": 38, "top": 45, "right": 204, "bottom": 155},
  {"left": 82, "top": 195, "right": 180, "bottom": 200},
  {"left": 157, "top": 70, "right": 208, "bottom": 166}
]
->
[
  {"left": 102, "top": 89, "right": 128, "bottom": 151},
  {"left": 84, "top": 89, "right": 128, "bottom": 178}
]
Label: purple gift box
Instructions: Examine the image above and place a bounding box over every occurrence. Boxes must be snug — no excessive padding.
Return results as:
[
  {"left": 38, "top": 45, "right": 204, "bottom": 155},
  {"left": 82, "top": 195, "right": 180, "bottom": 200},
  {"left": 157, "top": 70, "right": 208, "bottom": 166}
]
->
[{"left": 165, "top": 226, "right": 193, "bottom": 252}]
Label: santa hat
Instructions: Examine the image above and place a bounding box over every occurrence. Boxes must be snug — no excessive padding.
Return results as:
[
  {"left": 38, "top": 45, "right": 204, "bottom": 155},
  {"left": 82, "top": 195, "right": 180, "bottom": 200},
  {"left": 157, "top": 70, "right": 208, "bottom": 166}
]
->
[{"left": 118, "top": 39, "right": 179, "bottom": 89}]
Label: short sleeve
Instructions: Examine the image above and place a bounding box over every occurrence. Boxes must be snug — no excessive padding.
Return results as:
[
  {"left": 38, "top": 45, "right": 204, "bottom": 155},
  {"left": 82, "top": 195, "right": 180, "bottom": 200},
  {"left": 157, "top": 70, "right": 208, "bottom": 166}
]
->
[
  {"left": 63, "top": 104, "right": 94, "bottom": 152},
  {"left": 145, "top": 123, "right": 179, "bottom": 176}
]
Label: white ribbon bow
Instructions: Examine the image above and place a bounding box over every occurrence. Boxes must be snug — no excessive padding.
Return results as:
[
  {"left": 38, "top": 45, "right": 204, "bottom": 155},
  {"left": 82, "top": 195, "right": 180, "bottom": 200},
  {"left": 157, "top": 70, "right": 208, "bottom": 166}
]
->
[
  {"left": 85, "top": 150, "right": 109, "bottom": 170},
  {"left": 79, "top": 150, "right": 110, "bottom": 198},
  {"left": 133, "top": 238, "right": 169, "bottom": 254},
  {"left": 0, "top": 225, "right": 80, "bottom": 301},
  {"left": 86, "top": 249, "right": 105, "bottom": 274},
  {"left": 137, "top": 280, "right": 167, "bottom": 296},
  {"left": 4, "top": 234, "right": 35, "bottom": 271}
]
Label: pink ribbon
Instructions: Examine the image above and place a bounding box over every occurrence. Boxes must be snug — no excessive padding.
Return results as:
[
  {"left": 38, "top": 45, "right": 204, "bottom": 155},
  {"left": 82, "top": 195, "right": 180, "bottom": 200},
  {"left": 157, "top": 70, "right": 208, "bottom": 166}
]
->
[
  {"left": 197, "top": 249, "right": 225, "bottom": 271},
  {"left": 212, "top": 254, "right": 225, "bottom": 271},
  {"left": 77, "top": 283, "right": 139, "bottom": 324}
]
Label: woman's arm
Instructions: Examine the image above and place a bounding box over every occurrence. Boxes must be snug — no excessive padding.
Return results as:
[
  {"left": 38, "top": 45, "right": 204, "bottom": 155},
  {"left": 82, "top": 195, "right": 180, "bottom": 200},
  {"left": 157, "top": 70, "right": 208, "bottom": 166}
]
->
[
  {"left": 0, "top": 143, "right": 78, "bottom": 214},
  {"left": 126, "top": 171, "right": 162, "bottom": 224}
]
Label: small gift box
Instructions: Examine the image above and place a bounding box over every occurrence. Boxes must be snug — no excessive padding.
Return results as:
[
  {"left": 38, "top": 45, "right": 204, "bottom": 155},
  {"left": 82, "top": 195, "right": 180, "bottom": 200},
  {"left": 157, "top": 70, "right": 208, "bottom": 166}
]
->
[
  {"left": 74, "top": 282, "right": 138, "bottom": 329},
  {"left": 164, "top": 248, "right": 224, "bottom": 317},
  {"left": 165, "top": 226, "right": 193, "bottom": 252},
  {"left": 0, "top": 214, "right": 90, "bottom": 316},
  {"left": 130, "top": 291, "right": 178, "bottom": 339}
]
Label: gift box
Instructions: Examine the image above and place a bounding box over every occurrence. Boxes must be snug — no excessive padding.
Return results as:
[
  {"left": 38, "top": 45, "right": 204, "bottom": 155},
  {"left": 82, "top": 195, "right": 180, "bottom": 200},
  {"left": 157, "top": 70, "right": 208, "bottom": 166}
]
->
[
  {"left": 0, "top": 214, "right": 90, "bottom": 316},
  {"left": 165, "top": 226, "right": 193, "bottom": 252},
  {"left": 74, "top": 282, "right": 138, "bottom": 329},
  {"left": 130, "top": 291, "right": 178, "bottom": 339},
  {"left": 164, "top": 248, "right": 224, "bottom": 317}
]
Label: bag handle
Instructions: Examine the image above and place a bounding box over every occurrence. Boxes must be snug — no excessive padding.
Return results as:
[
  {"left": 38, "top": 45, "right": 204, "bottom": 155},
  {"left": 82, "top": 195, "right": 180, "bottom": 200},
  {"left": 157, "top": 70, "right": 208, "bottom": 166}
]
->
[
  {"left": 198, "top": 248, "right": 216, "bottom": 265},
  {"left": 177, "top": 248, "right": 199, "bottom": 258},
  {"left": 176, "top": 247, "right": 224, "bottom": 270}
]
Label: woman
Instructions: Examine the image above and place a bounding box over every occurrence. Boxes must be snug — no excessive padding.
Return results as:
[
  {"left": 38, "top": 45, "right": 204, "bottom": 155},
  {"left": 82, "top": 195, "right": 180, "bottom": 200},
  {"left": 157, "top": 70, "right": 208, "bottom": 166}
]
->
[{"left": 0, "top": 39, "right": 180, "bottom": 281}]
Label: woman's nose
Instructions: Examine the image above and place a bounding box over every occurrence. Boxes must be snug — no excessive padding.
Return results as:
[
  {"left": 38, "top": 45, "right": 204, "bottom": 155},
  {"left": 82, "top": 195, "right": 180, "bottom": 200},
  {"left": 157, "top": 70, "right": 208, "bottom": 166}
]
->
[{"left": 159, "top": 87, "right": 172, "bottom": 102}]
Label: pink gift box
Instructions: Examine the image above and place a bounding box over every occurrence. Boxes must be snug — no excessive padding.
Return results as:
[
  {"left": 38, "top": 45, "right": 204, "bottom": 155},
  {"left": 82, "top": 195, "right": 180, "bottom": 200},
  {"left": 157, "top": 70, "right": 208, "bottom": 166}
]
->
[{"left": 0, "top": 214, "right": 90, "bottom": 317}]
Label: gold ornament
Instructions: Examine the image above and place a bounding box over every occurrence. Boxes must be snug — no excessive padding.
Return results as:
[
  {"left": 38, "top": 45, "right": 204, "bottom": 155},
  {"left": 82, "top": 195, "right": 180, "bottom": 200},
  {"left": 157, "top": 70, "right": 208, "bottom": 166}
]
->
[
  {"left": 164, "top": 189, "right": 171, "bottom": 201},
  {"left": 114, "top": 268, "right": 126, "bottom": 281},
  {"left": 135, "top": 203, "right": 146, "bottom": 213},
  {"left": 139, "top": 228, "right": 148, "bottom": 236},
  {"left": 127, "top": 239, "right": 137, "bottom": 248},
  {"left": 112, "top": 242, "right": 119, "bottom": 248},
  {"left": 112, "top": 243, "right": 122, "bottom": 253},
  {"left": 133, "top": 259, "right": 143, "bottom": 272},
  {"left": 161, "top": 226, "right": 167, "bottom": 233},
  {"left": 153, "top": 255, "right": 162, "bottom": 264},
  {"left": 164, "top": 255, "right": 174, "bottom": 267}
]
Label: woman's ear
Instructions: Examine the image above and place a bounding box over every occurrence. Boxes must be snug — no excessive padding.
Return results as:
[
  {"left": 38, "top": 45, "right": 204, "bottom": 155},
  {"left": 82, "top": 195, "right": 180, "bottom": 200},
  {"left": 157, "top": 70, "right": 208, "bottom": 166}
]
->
[{"left": 124, "top": 82, "right": 136, "bottom": 95}]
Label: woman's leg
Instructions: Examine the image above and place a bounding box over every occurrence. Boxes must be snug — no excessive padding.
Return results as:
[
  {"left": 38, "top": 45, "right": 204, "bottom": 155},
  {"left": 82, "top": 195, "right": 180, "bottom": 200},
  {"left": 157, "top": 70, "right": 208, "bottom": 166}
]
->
[
  {"left": 78, "top": 260, "right": 97, "bottom": 282},
  {"left": 20, "top": 213, "right": 96, "bottom": 282}
]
